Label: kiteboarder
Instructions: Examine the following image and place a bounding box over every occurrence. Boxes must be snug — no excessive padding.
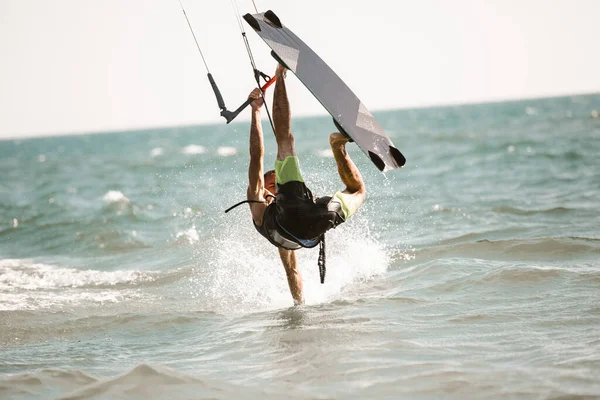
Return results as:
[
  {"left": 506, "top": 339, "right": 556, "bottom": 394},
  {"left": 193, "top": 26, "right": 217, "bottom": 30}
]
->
[{"left": 246, "top": 63, "right": 366, "bottom": 305}]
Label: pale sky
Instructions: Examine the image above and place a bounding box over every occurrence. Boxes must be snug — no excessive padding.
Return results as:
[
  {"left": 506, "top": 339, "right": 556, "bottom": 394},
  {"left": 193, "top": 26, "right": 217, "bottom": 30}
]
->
[{"left": 1, "top": 0, "right": 599, "bottom": 139}]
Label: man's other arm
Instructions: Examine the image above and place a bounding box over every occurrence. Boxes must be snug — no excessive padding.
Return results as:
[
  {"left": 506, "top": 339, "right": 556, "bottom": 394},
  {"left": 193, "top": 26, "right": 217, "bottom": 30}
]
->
[{"left": 247, "top": 89, "right": 267, "bottom": 225}]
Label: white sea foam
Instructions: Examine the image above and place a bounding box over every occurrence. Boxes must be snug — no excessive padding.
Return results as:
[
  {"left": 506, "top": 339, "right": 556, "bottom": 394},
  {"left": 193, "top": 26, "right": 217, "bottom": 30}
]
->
[
  {"left": 216, "top": 146, "right": 237, "bottom": 156},
  {"left": 317, "top": 149, "right": 334, "bottom": 158},
  {"left": 102, "top": 190, "right": 130, "bottom": 205},
  {"left": 182, "top": 145, "right": 207, "bottom": 155},
  {"left": 0, "top": 259, "right": 154, "bottom": 311},
  {"left": 0, "top": 259, "right": 153, "bottom": 290},
  {"left": 2, "top": 290, "right": 140, "bottom": 311},
  {"left": 151, "top": 147, "right": 164, "bottom": 157},
  {"left": 525, "top": 106, "right": 538, "bottom": 115}
]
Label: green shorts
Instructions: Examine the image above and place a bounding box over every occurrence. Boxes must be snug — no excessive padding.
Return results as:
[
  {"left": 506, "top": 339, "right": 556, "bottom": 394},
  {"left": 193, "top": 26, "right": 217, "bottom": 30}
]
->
[
  {"left": 274, "top": 156, "right": 358, "bottom": 222},
  {"left": 274, "top": 156, "right": 304, "bottom": 185},
  {"left": 332, "top": 191, "right": 358, "bottom": 221}
]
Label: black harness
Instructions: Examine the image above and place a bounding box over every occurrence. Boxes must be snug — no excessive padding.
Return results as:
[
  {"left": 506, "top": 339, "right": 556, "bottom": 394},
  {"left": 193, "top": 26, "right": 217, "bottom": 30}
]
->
[{"left": 225, "top": 184, "right": 343, "bottom": 284}]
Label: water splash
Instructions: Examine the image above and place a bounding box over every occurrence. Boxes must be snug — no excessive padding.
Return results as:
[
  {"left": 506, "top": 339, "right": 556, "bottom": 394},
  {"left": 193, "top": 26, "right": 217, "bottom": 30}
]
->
[{"left": 187, "top": 211, "right": 391, "bottom": 313}]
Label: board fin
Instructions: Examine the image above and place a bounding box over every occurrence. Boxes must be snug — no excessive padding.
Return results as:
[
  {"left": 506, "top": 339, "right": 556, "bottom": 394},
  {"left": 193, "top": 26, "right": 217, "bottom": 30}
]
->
[
  {"left": 264, "top": 10, "right": 282, "bottom": 28},
  {"left": 243, "top": 14, "right": 261, "bottom": 31},
  {"left": 368, "top": 151, "right": 385, "bottom": 171},
  {"left": 389, "top": 146, "right": 406, "bottom": 168}
]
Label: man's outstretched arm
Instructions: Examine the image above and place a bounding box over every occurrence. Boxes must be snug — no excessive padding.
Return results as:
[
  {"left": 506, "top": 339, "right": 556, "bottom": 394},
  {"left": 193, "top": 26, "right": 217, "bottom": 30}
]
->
[{"left": 247, "top": 88, "right": 267, "bottom": 224}]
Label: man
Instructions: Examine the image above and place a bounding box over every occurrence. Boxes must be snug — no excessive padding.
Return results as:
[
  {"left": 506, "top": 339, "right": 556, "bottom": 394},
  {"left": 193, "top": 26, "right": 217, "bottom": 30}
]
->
[{"left": 246, "top": 63, "right": 365, "bottom": 305}]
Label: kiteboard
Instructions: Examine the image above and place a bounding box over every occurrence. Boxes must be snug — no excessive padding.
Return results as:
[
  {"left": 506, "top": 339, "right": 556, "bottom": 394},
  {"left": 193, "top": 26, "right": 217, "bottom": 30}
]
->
[{"left": 243, "top": 10, "right": 406, "bottom": 172}]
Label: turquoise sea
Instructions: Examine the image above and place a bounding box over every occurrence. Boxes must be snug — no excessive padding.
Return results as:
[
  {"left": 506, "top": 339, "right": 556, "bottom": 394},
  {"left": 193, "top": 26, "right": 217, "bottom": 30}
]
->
[{"left": 1, "top": 93, "right": 600, "bottom": 399}]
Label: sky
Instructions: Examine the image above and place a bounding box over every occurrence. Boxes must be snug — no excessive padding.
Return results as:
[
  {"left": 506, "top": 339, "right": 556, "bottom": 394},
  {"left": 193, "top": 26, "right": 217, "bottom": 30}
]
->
[{"left": 1, "top": 0, "right": 599, "bottom": 139}]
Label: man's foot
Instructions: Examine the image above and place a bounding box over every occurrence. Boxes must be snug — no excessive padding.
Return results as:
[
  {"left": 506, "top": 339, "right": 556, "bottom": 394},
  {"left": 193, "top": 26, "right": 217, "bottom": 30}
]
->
[
  {"left": 330, "top": 132, "right": 350, "bottom": 146},
  {"left": 276, "top": 63, "right": 287, "bottom": 78}
]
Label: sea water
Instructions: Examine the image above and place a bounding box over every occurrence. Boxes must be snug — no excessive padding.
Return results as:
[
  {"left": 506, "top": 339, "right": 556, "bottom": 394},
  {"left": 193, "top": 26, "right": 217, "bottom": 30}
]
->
[{"left": 1, "top": 94, "right": 599, "bottom": 399}]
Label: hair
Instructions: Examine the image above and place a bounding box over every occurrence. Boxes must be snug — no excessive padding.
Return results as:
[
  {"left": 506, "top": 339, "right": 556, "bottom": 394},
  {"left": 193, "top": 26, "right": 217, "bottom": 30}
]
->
[{"left": 264, "top": 169, "right": 275, "bottom": 180}]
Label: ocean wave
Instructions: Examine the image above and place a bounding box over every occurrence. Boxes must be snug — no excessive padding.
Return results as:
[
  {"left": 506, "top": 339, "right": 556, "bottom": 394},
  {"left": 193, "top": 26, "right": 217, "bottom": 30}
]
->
[
  {"left": 420, "top": 236, "right": 600, "bottom": 262},
  {"left": 384, "top": 296, "right": 425, "bottom": 305},
  {"left": 0, "top": 259, "right": 157, "bottom": 291},
  {"left": 0, "top": 364, "right": 295, "bottom": 400},
  {"left": 579, "top": 270, "right": 600, "bottom": 283},
  {"left": 0, "top": 310, "right": 217, "bottom": 347},
  {"left": 5, "top": 218, "right": 153, "bottom": 253},
  {"left": 448, "top": 313, "right": 490, "bottom": 323},
  {"left": 102, "top": 190, "right": 134, "bottom": 216},
  {"left": 397, "top": 253, "right": 600, "bottom": 298},
  {"left": 0, "top": 258, "right": 163, "bottom": 311},
  {"left": 430, "top": 204, "right": 466, "bottom": 213},
  {"left": 0, "top": 369, "right": 97, "bottom": 391},
  {"left": 0, "top": 289, "right": 147, "bottom": 312},
  {"left": 540, "top": 150, "right": 584, "bottom": 160},
  {"left": 394, "top": 257, "right": 598, "bottom": 298},
  {"left": 481, "top": 265, "right": 564, "bottom": 284},
  {"left": 491, "top": 206, "right": 573, "bottom": 215},
  {"left": 56, "top": 365, "right": 200, "bottom": 400}
]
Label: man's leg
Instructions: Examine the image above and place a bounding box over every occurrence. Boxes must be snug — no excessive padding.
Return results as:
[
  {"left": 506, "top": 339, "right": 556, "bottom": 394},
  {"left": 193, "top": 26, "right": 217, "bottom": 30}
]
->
[
  {"left": 273, "top": 65, "right": 304, "bottom": 306},
  {"left": 278, "top": 248, "right": 303, "bottom": 305},
  {"left": 273, "top": 64, "right": 296, "bottom": 161},
  {"left": 329, "top": 132, "right": 366, "bottom": 218}
]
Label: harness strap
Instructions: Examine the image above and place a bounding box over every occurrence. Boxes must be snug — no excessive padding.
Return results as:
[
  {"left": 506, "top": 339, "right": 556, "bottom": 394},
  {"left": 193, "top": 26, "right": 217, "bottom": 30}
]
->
[
  {"left": 225, "top": 199, "right": 261, "bottom": 213},
  {"left": 318, "top": 236, "right": 326, "bottom": 284},
  {"left": 224, "top": 194, "right": 276, "bottom": 214}
]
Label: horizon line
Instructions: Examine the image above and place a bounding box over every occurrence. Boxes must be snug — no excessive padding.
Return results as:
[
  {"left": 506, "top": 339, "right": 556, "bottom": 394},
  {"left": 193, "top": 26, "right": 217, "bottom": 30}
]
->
[{"left": 2, "top": 90, "right": 599, "bottom": 142}]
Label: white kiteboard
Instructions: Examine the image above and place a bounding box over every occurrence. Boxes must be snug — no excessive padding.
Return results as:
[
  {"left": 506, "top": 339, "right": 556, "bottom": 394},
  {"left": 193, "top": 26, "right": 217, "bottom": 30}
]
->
[{"left": 243, "top": 10, "right": 406, "bottom": 172}]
